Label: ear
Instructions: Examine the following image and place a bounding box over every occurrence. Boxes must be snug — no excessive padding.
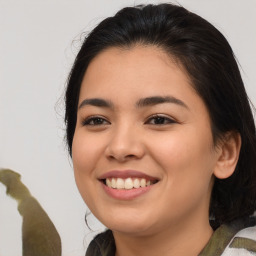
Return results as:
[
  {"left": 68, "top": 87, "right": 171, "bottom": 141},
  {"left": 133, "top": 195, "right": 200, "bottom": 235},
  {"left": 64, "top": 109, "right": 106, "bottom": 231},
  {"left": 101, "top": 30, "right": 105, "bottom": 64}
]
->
[{"left": 213, "top": 131, "right": 241, "bottom": 179}]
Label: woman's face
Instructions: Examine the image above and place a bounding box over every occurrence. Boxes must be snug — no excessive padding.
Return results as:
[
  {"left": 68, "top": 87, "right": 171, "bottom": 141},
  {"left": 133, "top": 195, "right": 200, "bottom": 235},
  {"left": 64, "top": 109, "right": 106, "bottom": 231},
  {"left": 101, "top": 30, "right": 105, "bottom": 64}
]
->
[{"left": 72, "top": 46, "right": 220, "bottom": 236}]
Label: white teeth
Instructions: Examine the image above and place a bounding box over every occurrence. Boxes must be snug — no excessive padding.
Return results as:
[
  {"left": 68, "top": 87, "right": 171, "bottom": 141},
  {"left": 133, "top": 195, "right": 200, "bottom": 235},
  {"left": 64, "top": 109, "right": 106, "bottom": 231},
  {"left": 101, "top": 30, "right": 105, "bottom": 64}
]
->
[
  {"left": 133, "top": 178, "right": 140, "bottom": 188},
  {"left": 105, "top": 177, "right": 154, "bottom": 190},
  {"left": 140, "top": 178, "right": 146, "bottom": 188},
  {"left": 124, "top": 178, "right": 133, "bottom": 189},
  {"left": 116, "top": 178, "right": 125, "bottom": 189},
  {"left": 111, "top": 178, "right": 116, "bottom": 189},
  {"left": 106, "top": 178, "right": 111, "bottom": 187}
]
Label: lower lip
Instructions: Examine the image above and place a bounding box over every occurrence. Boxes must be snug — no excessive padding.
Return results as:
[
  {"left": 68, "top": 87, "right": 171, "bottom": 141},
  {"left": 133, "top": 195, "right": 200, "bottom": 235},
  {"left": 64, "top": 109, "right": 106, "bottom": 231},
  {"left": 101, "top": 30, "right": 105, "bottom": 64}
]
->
[{"left": 101, "top": 182, "right": 152, "bottom": 200}]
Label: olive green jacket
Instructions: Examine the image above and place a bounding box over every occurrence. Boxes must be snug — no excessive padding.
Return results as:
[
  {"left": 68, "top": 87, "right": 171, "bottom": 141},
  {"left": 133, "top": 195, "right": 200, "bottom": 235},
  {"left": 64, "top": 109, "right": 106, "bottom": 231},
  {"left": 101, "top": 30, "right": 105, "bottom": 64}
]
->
[{"left": 86, "top": 217, "right": 256, "bottom": 256}]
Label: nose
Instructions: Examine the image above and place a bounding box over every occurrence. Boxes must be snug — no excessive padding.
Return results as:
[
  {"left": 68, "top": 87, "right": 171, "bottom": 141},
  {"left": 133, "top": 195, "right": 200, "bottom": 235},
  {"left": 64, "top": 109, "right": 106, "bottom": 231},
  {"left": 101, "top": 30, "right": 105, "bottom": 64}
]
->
[{"left": 105, "top": 124, "right": 145, "bottom": 162}]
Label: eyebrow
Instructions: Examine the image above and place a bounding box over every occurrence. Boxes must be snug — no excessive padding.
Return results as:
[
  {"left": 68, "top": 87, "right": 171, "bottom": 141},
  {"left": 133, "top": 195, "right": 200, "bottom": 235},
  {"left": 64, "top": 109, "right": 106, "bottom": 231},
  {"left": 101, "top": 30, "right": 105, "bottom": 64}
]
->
[
  {"left": 78, "top": 98, "right": 113, "bottom": 109},
  {"left": 136, "top": 96, "right": 189, "bottom": 109},
  {"left": 78, "top": 96, "right": 188, "bottom": 110}
]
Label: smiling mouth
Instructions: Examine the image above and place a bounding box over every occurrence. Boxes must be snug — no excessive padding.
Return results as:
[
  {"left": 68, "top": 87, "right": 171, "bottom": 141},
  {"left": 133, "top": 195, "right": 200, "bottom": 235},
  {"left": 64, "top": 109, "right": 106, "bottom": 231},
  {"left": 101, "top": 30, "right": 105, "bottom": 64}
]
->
[{"left": 101, "top": 177, "right": 158, "bottom": 190}]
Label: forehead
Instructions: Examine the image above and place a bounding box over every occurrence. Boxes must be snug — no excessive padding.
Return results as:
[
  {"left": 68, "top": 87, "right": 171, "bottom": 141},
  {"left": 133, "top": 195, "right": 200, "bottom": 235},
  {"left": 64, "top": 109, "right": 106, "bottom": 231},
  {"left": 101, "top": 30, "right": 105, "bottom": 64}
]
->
[{"left": 80, "top": 45, "right": 194, "bottom": 98}]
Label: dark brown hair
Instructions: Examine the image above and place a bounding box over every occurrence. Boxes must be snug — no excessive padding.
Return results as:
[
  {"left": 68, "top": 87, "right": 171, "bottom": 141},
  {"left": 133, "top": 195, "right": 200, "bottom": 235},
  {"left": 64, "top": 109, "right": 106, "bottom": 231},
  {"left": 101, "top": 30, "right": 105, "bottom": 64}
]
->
[{"left": 65, "top": 3, "right": 256, "bottom": 227}]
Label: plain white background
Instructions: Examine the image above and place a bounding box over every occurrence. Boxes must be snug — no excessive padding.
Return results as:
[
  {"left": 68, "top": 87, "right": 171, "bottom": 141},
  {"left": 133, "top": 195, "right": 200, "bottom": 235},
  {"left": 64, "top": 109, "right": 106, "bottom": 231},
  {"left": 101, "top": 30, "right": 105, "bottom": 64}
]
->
[{"left": 0, "top": 0, "right": 255, "bottom": 255}]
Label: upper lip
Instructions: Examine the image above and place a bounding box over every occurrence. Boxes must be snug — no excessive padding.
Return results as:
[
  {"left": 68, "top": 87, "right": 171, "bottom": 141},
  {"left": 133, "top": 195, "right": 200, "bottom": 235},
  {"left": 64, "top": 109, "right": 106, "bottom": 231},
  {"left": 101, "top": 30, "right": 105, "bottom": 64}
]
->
[{"left": 98, "top": 170, "right": 159, "bottom": 181}]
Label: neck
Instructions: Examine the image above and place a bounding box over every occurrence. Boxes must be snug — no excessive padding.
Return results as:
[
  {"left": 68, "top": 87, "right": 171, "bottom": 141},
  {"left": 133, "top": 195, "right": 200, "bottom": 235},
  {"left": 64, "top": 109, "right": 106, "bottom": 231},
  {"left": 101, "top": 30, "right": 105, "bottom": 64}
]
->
[{"left": 113, "top": 216, "right": 213, "bottom": 256}]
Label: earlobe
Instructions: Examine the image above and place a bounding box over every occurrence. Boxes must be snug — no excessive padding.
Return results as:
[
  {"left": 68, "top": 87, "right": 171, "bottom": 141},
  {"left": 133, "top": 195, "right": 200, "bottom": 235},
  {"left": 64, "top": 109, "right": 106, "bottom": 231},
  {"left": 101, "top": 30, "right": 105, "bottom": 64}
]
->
[{"left": 213, "top": 131, "right": 241, "bottom": 179}]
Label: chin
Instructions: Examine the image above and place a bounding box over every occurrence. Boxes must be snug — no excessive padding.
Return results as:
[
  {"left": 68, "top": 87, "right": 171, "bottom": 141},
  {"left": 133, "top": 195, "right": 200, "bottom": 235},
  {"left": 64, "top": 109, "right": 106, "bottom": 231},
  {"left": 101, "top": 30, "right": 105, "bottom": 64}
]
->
[
  {"left": 89, "top": 198, "right": 158, "bottom": 235},
  {"left": 101, "top": 215, "right": 155, "bottom": 236}
]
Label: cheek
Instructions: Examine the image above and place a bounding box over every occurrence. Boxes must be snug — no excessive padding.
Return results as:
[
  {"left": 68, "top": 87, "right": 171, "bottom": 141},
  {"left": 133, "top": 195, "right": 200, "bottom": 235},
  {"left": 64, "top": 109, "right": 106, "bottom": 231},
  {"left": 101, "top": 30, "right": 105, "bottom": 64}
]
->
[
  {"left": 71, "top": 131, "right": 103, "bottom": 199},
  {"left": 72, "top": 130, "right": 104, "bottom": 173},
  {"left": 149, "top": 132, "right": 207, "bottom": 168},
  {"left": 149, "top": 134, "right": 215, "bottom": 221},
  {"left": 149, "top": 128, "right": 215, "bottom": 187}
]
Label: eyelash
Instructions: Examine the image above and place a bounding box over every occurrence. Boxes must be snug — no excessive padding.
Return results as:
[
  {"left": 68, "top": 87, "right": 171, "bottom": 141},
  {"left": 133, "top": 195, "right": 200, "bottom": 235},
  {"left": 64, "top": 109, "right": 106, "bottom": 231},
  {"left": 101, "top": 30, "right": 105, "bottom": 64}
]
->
[
  {"left": 81, "top": 114, "right": 176, "bottom": 126},
  {"left": 145, "top": 114, "right": 176, "bottom": 125},
  {"left": 82, "top": 116, "right": 110, "bottom": 126}
]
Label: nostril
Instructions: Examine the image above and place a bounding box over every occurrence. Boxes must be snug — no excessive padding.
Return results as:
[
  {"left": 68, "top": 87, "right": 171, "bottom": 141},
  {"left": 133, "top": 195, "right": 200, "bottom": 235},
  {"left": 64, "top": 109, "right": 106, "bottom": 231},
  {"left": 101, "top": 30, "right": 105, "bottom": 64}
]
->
[
  {"left": 126, "top": 154, "right": 136, "bottom": 158},
  {"left": 107, "top": 154, "right": 137, "bottom": 162}
]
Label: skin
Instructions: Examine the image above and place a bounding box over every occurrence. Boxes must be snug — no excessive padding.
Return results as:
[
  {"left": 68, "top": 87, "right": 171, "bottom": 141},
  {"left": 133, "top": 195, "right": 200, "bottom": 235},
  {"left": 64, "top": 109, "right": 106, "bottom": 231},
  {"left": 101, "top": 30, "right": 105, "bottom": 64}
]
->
[{"left": 72, "top": 45, "right": 234, "bottom": 256}]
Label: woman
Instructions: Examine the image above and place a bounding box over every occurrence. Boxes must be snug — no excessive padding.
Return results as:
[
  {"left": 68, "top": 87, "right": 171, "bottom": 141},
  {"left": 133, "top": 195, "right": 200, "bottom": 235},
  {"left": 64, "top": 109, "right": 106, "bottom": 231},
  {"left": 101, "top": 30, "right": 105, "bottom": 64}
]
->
[{"left": 65, "top": 3, "right": 256, "bottom": 256}]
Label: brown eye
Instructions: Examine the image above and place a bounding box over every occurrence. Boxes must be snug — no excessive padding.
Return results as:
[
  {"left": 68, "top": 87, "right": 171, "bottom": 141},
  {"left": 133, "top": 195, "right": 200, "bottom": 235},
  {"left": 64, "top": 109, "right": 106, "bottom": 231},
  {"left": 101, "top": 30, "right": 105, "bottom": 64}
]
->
[
  {"left": 82, "top": 116, "right": 110, "bottom": 126},
  {"left": 146, "top": 115, "right": 176, "bottom": 125}
]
